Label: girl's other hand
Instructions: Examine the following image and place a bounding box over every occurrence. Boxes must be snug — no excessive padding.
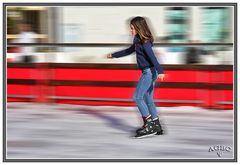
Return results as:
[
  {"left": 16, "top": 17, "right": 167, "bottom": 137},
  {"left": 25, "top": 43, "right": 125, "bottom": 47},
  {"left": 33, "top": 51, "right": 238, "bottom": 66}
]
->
[{"left": 157, "top": 74, "right": 165, "bottom": 81}]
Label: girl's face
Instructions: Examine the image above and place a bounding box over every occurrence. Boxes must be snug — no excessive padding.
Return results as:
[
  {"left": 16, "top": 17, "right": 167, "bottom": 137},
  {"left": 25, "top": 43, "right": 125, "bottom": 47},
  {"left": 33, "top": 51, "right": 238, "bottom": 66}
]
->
[{"left": 130, "top": 24, "right": 137, "bottom": 36}]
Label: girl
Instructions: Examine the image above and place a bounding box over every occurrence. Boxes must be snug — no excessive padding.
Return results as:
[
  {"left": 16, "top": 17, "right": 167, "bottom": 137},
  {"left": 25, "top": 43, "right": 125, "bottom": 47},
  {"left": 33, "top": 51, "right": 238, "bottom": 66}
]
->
[{"left": 107, "top": 16, "right": 165, "bottom": 138}]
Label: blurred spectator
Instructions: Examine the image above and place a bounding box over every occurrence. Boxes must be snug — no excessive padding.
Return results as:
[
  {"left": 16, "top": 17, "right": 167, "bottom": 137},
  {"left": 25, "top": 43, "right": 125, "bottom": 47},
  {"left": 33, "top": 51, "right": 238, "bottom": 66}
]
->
[
  {"left": 11, "top": 21, "right": 37, "bottom": 63},
  {"left": 184, "top": 40, "right": 203, "bottom": 64},
  {"left": 185, "top": 47, "right": 200, "bottom": 64}
]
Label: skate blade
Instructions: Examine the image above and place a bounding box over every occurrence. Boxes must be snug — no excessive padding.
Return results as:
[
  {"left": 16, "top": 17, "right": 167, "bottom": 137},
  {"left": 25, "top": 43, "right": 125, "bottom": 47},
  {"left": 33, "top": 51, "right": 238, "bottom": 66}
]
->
[
  {"left": 155, "top": 131, "right": 164, "bottom": 135},
  {"left": 133, "top": 132, "right": 157, "bottom": 139}
]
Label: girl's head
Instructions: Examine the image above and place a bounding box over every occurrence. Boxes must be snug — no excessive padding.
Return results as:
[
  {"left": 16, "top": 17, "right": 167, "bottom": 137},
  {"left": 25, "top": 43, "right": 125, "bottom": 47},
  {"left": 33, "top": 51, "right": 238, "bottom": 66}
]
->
[{"left": 130, "top": 16, "right": 154, "bottom": 43}]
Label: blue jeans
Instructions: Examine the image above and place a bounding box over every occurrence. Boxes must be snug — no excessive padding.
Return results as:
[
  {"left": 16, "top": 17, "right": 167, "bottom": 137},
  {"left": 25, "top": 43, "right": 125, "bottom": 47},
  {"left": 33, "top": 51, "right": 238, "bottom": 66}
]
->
[{"left": 133, "top": 68, "right": 158, "bottom": 119}]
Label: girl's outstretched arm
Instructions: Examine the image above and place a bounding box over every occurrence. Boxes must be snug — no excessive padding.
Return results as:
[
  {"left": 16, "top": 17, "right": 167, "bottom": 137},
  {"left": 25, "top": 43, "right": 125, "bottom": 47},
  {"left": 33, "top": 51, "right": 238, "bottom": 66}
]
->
[{"left": 111, "top": 44, "right": 135, "bottom": 58}]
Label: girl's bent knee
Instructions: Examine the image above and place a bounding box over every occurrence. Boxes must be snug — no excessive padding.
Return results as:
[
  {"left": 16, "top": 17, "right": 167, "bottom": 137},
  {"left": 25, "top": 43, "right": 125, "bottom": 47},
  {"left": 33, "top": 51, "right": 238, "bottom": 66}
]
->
[{"left": 133, "top": 96, "right": 144, "bottom": 102}]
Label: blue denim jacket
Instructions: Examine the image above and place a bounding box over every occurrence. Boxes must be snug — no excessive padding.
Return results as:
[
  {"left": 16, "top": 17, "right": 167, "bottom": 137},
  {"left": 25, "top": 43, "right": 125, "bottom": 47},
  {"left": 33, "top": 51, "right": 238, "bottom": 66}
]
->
[{"left": 112, "top": 36, "right": 164, "bottom": 74}]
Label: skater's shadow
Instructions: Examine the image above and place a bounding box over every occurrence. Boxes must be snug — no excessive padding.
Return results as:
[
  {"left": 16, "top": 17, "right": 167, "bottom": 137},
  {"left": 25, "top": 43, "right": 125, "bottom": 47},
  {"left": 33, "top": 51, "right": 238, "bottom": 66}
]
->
[{"left": 61, "top": 108, "right": 135, "bottom": 133}]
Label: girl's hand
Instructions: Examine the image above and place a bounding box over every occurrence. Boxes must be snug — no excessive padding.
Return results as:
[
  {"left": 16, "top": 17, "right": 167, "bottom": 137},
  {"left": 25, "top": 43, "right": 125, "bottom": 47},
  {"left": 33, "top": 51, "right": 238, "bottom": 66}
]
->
[
  {"left": 107, "top": 54, "right": 112, "bottom": 58},
  {"left": 157, "top": 74, "right": 165, "bottom": 81}
]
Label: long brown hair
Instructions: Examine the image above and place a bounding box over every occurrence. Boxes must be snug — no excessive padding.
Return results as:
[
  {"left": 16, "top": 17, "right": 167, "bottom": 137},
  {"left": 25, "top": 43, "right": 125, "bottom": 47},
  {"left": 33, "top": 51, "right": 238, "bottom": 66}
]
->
[{"left": 130, "top": 16, "right": 154, "bottom": 43}]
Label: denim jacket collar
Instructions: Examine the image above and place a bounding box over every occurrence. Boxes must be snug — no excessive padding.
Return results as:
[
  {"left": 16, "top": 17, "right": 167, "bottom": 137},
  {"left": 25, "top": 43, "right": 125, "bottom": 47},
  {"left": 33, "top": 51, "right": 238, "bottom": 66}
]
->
[
  {"left": 133, "top": 36, "right": 153, "bottom": 46},
  {"left": 133, "top": 36, "right": 141, "bottom": 44}
]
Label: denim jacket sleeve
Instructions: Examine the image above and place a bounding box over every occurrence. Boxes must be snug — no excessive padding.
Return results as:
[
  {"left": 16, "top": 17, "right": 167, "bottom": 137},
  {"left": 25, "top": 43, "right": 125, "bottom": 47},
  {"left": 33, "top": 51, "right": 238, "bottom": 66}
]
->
[
  {"left": 143, "top": 42, "right": 164, "bottom": 74},
  {"left": 112, "top": 44, "right": 135, "bottom": 58}
]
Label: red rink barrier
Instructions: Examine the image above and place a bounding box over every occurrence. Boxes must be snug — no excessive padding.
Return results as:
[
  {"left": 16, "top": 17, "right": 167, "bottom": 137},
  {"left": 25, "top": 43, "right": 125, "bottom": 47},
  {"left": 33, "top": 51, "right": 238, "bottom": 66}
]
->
[{"left": 7, "top": 63, "right": 233, "bottom": 109}]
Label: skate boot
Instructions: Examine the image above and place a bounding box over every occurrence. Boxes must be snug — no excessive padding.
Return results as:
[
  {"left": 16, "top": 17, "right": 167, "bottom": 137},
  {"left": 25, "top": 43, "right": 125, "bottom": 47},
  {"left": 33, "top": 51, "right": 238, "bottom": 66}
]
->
[
  {"left": 136, "top": 115, "right": 151, "bottom": 134},
  {"left": 152, "top": 117, "right": 164, "bottom": 135},
  {"left": 135, "top": 120, "right": 157, "bottom": 138}
]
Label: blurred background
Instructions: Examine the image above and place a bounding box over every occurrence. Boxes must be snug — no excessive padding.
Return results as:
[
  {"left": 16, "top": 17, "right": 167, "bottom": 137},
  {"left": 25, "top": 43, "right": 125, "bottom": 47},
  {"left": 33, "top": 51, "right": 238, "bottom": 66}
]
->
[
  {"left": 7, "top": 5, "right": 234, "bottom": 109},
  {"left": 5, "top": 5, "right": 235, "bottom": 159},
  {"left": 7, "top": 6, "right": 234, "bottom": 64}
]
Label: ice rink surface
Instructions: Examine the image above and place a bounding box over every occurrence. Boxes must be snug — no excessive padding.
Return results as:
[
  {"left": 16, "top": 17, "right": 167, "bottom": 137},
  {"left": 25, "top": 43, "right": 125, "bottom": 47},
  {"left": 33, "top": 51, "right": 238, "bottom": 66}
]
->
[{"left": 6, "top": 103, "right": 234, "bottom": 159}]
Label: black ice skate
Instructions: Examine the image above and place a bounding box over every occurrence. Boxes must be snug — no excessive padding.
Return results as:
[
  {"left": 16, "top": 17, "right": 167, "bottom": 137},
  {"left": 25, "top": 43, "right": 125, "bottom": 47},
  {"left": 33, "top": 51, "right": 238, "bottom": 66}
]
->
[
  {"left": 135, "top": 120, "right": 157, "bottom": 138},
  {"left": 136, "top": 115, "right": 151, "bottom": 134},
  {"left": 152, "top": 118, "right": 164, "bottom": 135}
]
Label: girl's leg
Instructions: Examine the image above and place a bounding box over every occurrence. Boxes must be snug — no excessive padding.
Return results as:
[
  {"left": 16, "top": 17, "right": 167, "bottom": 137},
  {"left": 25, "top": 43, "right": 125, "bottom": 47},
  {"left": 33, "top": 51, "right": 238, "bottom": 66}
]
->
[
  {"left": 133, "top": 69, "right": 153, "bottom": 117},
  {"left": 144, "top": 69, "right": 159, "bottom": 119}
]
